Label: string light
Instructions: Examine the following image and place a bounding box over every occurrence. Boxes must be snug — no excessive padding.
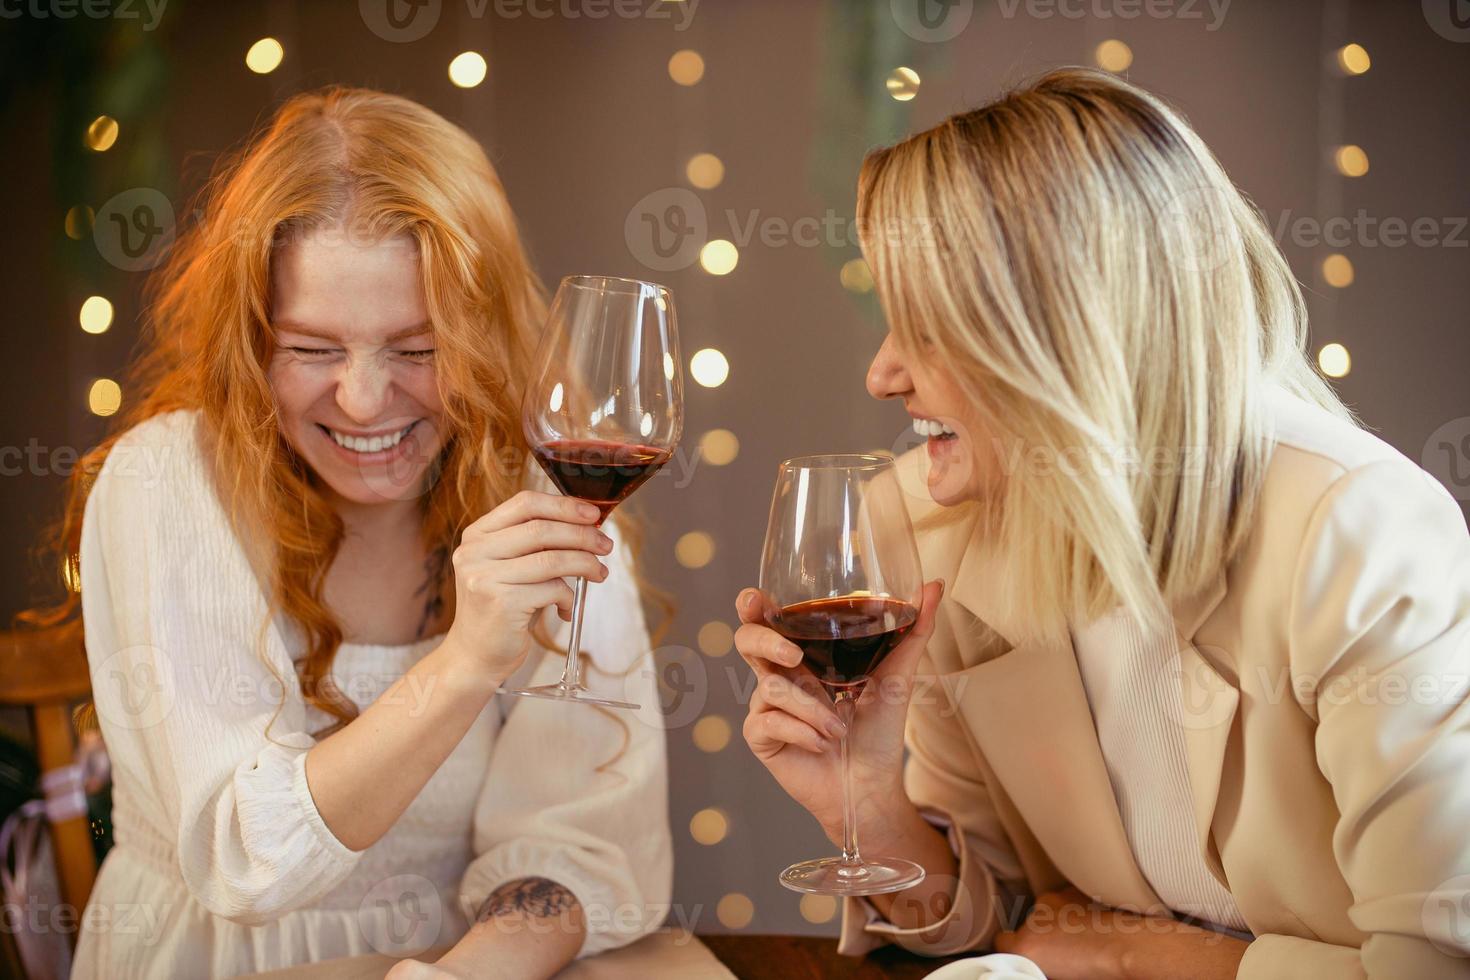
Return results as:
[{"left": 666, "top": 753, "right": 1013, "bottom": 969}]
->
[
  {"left": 1336, "top": 43, "right": 1370, "bottom": 75},
  {"left": 1334, "top": 144, "right": 1369, "bottom": 177},
  {"left": 692, "top": 715, "right": 732, "bottom": 752},
  {"left": 668, "top": 49, "right": 704, "bottom": 86},
  {"left": 1322, "top": 254, "right": 1354, "bottom": 288},
  {"left": 64, "top": 205, "right": 94, "bottom": 240},
  {"left": 1095, "top": 39, "right": 1133, "bottom": 72},
  {"left": 699, "top": 239, "right": 738, "bottom": 275},
  {"left": 675, "top": 531, "right": 715, "bottom": 569},
  {"left": 84, "top": 116, "right": 118, "bottom": 152},
  {"left": 245, "top": 38, "right": 284, "bottom": 74},
  {"left": 885, "top": 67, "right": 920, "bottom": 101},
  {"left": 88, "top": 379, "right": 122, "bottom": 417},
  {"left": 449, "top": 52, "right": 488, "bottom": 88},
  {"left": 689, "top": 348, "right": 729, "bottom": 388},
  {"left": 689, "top": 808, "right": 729, "bottom": 845},
  {"left": 79, "top": 296, "right": 113, "bottom": 334},
  {"left": 699, "top": 429, "right": 739, "bottom": 465},
  {"left": 717, "top": 894, "right": 755, "bottom": 929},
  {"left": 1318, "top": 342, "right": 1351, "bottom": 378},
  {"left": 840, "top": 258, "right": 873, "bottom": 293},
  {"left": 685, "top": 153, "right": 724, "bottom": 190},
  {"left": 696, "top": 620, "right": 734, "bottom": 656},
  {"left": 799, "top": 894, "right": 837, "bottom": 924}
]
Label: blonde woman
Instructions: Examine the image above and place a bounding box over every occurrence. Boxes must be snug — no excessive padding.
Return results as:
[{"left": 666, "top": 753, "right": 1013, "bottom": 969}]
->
[
  {"left": 52, "top": 88, "right": 671, "bottom": 977},
  {"left": 735, "top": 69, "right": 1470, "bottom": 979}
]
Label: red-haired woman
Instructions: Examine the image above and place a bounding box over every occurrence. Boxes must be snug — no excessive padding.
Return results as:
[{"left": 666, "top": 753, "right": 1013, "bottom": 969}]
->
[{"left": 60, "top": 88, "right": 670, "bottom": 978}]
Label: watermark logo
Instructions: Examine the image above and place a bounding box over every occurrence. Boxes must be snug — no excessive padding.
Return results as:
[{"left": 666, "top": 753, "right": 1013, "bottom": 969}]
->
[
  {"left": 1422, "top": 875, "right": 1470, "bottom": 957},
  {"left": 627, "top": 644, "right": 708, "bottom": 730},
  {"left": 359, "top": 0, "right": 442, "bottom": 42},
  {"left": 0, "top": 0, "right": 168, "bottom": 30},
  {"left": 359, "top": 874, "right": 443, "bottom": 955},
  {"left": 91, "top": 645, "right": 176, "bottom": 732},
  {"left": 1423, "top": 0, "right": 1470, "bottom": 42},
  {"left": 891, "top": 0, "right": 974, "bottom": 42},
  {"left": 624, "top": 187, "right": 707, "bottom": 272},
  {"left": 1163, "top": 185, "right": 1240, "bottom": 273},
  {"left": 94, "top": 187, "right": 175, "bottom": 272},
  {"left": 1423, "top": 417, "right": 1470, "bottom": 502}
]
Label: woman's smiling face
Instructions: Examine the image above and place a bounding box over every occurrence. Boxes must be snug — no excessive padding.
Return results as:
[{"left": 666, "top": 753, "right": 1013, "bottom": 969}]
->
[{"left": 267, "top": 226, "right": 447, "bottom": 507}]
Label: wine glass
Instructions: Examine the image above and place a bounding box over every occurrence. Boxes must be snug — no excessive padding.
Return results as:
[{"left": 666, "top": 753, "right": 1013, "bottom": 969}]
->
[
  {"left": 759, "top": 453, "right": 927, "bottom": 896},
  {"left": 497, "top": 275, "right": 683, "bottom": 710}
]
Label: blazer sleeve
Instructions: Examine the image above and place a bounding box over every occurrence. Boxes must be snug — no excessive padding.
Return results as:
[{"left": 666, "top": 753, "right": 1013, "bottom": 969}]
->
[
  {"left": 79, "top": 414, "right": 364, "bottom": 926},
  {"left": 839, "top": 641, "right": 1029, "bottom": 957},
  {"left": 1239, "top": 459, "right": 1470, "bottom": 980},
  {"left": 457, "top": 520, "right": 673, "bottom": 959}
]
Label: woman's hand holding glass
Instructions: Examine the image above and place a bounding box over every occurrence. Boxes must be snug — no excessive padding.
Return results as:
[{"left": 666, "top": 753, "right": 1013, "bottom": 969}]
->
[
  {"left": 442, "top": 489, "right": 613, "bottom": 684},
  {"left": 734, "top": 579, "right": 944, "bottom": 851}
]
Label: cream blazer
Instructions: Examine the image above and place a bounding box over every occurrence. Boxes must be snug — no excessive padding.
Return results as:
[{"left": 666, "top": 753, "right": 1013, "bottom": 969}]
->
[{"left": 839, "top": 387, "right": 1470, "bottom": 979}]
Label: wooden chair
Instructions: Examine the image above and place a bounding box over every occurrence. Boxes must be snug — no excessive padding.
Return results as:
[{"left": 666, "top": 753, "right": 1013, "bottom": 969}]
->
[{"left": 0, "top": 620, "right": 97, "bottom": 924}]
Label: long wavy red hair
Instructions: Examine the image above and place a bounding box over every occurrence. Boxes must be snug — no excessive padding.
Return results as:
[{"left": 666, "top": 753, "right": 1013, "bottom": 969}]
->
[{"left": 35, "top": 86, "right": 554, "bottom": 728}]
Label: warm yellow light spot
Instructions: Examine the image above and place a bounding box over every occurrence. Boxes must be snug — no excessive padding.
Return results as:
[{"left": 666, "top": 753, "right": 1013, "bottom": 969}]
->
[
  {"left": 1322, "top": 254, "right": 1354, "bottom": 288},
  {"left": 692, "top": 715, "right": 732, "bottom": 752},
  {"left": 1318, "top": 342, "right": 1351, "bottom": 378},
  {"left": 1334, "top": 144, "right": 1369, "bottom": 177},
  {"left": 686, "top": 152, "right": 725, "bottom": 190},
  {"left": 662, "top": 351, "right": 676, "bottom": 381},
  {"left": 717, "top": 893, "right": 755, "bottom": 929},
  {"left": 88, "top": 378, "right": 122, "bottom": 417},
  {"left": 1337, "top": 43, "right": 1370, "bottom": 75},
  {"left": 84, "top": 116, "right": 118, "bottom": 152},
  {"left": 799, "top": 894, "right": 837, "bottom": 924},
  {"left": 668, "top": 49, "right": 705, "bottom": 86},
  {"left": 245, "top": 37, "right": 284, "bottom": 74},
  {"left": 886, "top": 66, "right": 920, "bottom": 101},
  {"left": 449, "top": 51, "right": 488, "bottom": 88},
  {"left": 61, "top": 553, "right": 81, "bottom": 594},
  {"left": 79, "top": 296, "right": 113, "bottom": 335},
  {"left": 840, "top": 258, "right": 874, "bottom": 293},
  {"left": 1095, "top": 39, "right": 1133, "bottom": 72},
  {"left": 64, "top": 205, "right": 94, "bottom": 240},
  {"left": 699, "top": 428, "right": 739, "bottom": 465},
  {"left": 699, "top": 239, "right": 739, "bottom": 276},
  {"left": 690, "top": 348, "right": 729, "bottom": 388},
  {"left": 697, "top": 620, "right": 734, "bottom": 657},
  {"left": 675, "top": 531, "right": 715, "bottom": 569},
  {"left": 689, "top": 807, "right": 729, "bottom": 845}
]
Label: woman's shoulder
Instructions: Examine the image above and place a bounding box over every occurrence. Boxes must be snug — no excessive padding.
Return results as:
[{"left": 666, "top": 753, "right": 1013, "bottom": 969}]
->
[{"left": 89, "top": 408, "right": 218, "bottom": 521}]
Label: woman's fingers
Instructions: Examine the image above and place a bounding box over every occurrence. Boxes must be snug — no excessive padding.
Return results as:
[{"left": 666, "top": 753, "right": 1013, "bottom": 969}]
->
[
  {"left": 872, "top": 579, "right": 945, "bottom": 682},
  {"left": 495, "top": 549, "right": 609, "bottom": 585},
  {"left": 753, "top": 671, "right": 847, "bottom": 740},
  {"left": 480, "top": 518, "right": 613, "bottom": 560},
  {"left": 519, "top": 579, "right": 578, "bottom": 621},
  {"left": 744, "top": 705, "right": 832, "bottom": 757},
  {"left": 469, "top": 490, "right": 601, "bottom": 536},
  {"left": 734, "top": 621, "right": 803, "bottom": 672}
]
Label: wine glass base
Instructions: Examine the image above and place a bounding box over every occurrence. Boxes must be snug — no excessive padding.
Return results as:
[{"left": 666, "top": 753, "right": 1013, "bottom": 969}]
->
[
  {"left": 778, "top": 856, "right": 926, "bottom": 897},
  {"left": 495, "top": 682, "right": 640, "bottom": 711}
]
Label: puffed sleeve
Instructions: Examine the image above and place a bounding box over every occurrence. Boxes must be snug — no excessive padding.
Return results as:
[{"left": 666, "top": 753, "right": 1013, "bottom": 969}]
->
[
  {"left": 79, "top": 412, "right": 363, "bottom": 926},
  {"left": 457, "top": 518, "right": 673, "bottom": 958},
  {"left": 838, "top": 640, "right": 1028, "bottom": 956},
  {"left": 1238, "top": 459, "right": 1470, "bottom": 979}
]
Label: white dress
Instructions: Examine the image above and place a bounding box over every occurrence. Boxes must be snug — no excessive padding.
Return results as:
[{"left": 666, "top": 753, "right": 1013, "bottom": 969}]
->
[{"left": 72, "top": 410, "right": 673, "bottom": 978}]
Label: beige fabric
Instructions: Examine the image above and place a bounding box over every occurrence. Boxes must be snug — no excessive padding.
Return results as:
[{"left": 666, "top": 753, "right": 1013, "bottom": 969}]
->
[{"left": 840, "top": 387, "right": 1470, "bottom": 979}]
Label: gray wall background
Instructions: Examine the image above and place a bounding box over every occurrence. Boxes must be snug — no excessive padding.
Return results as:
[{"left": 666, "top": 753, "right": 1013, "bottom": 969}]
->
[{"left": 3, "top": 0, "right": 1467, "bottom": 940}]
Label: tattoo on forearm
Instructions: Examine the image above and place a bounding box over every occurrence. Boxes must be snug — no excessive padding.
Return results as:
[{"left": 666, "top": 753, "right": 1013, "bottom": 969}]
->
[
  {"left": 476, "top": 877, "right": 578, "bottom": 922},
  {"left": 414, "top": 545, "right": 448, "bottom": 638}
]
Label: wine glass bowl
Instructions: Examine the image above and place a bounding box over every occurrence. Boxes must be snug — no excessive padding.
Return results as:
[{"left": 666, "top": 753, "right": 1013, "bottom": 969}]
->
[
  {"left": 759, "top": 453, "right": 927, "bottom": 896},
  {"left": 497, "top": 275, "right": 682, "bottom": 710}
]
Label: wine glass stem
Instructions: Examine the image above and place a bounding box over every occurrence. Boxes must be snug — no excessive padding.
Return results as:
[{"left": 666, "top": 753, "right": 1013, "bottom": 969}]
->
[
  {"left": 558, "top": 576, "right": 589, "bottom": 691},
  {"left": 835, "top": 690, "right": 862, "bottom": 869}
]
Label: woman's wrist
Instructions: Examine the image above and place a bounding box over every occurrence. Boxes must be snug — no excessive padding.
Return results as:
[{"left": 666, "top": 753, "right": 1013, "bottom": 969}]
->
[{"left": 426, "top": 636, "right": 509, "bottom": 702}]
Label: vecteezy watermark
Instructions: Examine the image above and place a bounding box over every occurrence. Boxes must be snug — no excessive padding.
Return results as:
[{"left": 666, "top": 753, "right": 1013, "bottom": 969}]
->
[
  {"left": 1270, "top": 209, "right": 1469, "bottom": 250},
  {"left": 624, "top": 189, "right": 945, "bottom": 272},
  {"left": 359, "top": 0, "right": 697, "bottom": 43},
  {"left": 994, "top": 0, "right": 1231, "bottom": 31},
  {"left": 2, "top": 899, "right": 173, "bottom": 944},
  {"left": 1422, "top": 0, "right": 1470, "bottom": 42},
  {"left": 94, "top": 187, "right": 175, "bottom": 272},
  {"left": 359, "top": 874, "right": 445, "bottom": 956},
  {"left": 1423, "top": 417, "right": 1470, "bottom": 502},
  {"left": 0, "top": 0, "right": 167, "bottom": 30},
  {"left": 1423, "top": 875, "right": 1470, "bottom": 957},
  {"left": 890, "top": 0, "right": 975, "bottom": 42}
]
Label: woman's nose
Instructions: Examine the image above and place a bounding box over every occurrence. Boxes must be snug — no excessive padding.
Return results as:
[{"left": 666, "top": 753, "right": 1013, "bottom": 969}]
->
[
  {"left": 866, "top": 332, "right": 912, "bottom": 401},
  {"left": 335, "top": 357, "right": 393, "bottom": 423}
]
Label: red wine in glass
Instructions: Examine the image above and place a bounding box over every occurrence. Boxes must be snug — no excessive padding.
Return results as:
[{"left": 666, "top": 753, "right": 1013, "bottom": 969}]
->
[
  {"left": 532, "top": 438, "right": 672, "bottom": 525},
  {"left": 769, "top": 595, "right": 917, "bottom": 688}
]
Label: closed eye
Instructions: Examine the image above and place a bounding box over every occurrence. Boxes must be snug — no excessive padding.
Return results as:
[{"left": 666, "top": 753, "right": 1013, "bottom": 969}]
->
[
  {"left": 286, "top": 346, "right": 337, "bottom": 357},
  {"left": 396, "top": 349, "right": 435, "bottom": 362}
]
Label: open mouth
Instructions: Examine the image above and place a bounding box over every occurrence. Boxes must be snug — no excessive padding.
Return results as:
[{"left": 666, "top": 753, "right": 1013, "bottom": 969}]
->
[
  {"left": 317, "top": 421, "right": 418, "bottom": 455},
  {"left": 912, "top": 417, "right": 958, "bottom": 443}
]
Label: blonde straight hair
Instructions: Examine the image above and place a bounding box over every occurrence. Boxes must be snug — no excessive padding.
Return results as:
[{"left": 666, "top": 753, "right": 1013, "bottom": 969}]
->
[{"left": 857, "top": 68, "right": 1352, "bottom": 644}]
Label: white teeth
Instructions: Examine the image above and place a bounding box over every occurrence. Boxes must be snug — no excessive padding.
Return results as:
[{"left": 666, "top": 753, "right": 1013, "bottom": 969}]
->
[
  {"left": 328, "top": 425, "right": 412, "bottom": 454},
  {"left": 911, "top": 418, "right": 956, "bottom": 438}
]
